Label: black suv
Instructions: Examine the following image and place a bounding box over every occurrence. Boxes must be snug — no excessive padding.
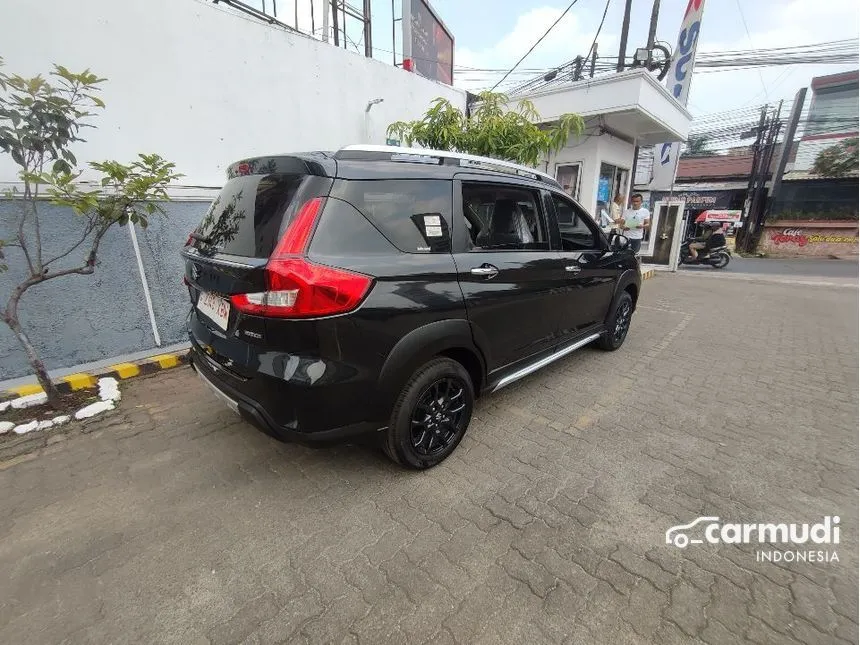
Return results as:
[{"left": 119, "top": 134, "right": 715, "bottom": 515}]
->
[{"left": 183, "top": 146, "right": 641, "bottom": 469}]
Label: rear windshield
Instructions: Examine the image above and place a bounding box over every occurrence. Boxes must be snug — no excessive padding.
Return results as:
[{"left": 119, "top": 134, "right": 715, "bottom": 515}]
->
[
  {"left": 330, "top": 179, "right": 452, "bottom": 253},
  {"left": 194, "top": 173, "right": 304, "bottom": 258}
]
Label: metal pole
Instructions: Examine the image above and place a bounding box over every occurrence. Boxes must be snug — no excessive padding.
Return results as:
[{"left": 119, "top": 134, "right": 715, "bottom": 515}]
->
[
  {"left": 768, "top": 87, "right": 807, "bottom": 208},
  {"left": 127, "top": 224, "right": 162, "bottom": 347},
  {"left": 737, "top": 104, "right": 769, "bottom": 249},
  {"left": 391, "top": 0, "right": 396, "bottom": 65},
  {"left": 617, "top": 0, "right": 633, "bottom": 72},
  {"left": 590, "top": 44, "right": 597, "bottom": 78},
  {"left": 310, "top": 0, "right": 315, "bottom": 36},
  {"left": 749, "top": 102, "right": 784, "bottom": 241},
  {"left": 331, "top": 0, "right": 339, "bottom": 46},
  {"left": 646, "top": 0, "right": 661, "bottom": 66},
  {"left": 295, "top": 0, "right": 298, "bottom": 29},
  {"left": 322, "top": 0, "right": 329, "bottom": 41},
  {"left": 363, "top": 0, "right": 372, "bottom": 58}
]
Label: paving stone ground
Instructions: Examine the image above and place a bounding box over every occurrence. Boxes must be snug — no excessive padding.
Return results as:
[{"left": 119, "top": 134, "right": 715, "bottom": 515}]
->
[{"left": 0, "top": 273, "right": 857, "bottom": 645}]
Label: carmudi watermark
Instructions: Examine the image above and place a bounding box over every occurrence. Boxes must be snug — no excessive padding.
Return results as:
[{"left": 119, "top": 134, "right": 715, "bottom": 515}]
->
[{"left": 665, "top": 516, "right": 840, "bottom": 563}]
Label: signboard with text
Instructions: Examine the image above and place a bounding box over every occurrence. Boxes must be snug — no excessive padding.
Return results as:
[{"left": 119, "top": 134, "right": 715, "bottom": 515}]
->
[
  {"left": 651, "top": 0, "right": 707, "bottom": 190},
  {"left": 402, "top": 0, "right": 454, "bottom": 85}
]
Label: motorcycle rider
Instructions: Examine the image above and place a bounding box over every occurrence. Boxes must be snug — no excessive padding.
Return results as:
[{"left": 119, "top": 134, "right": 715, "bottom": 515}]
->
[{"left": 689, "top": 222, "right": 726, "bottom": 260}]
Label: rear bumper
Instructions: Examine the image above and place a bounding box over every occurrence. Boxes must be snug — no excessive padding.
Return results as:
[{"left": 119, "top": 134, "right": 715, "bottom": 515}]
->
[{"left": 188, "top": 346, "right": 382, "bottom": 444}]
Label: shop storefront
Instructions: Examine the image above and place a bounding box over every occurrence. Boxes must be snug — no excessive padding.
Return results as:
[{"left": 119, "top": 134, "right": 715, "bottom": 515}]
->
[{"left": 649, "top": 186, "right": 746, "bottom": 238}]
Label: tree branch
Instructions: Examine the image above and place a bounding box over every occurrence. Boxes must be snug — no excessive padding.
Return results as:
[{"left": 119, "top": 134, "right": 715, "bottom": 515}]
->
[{"left": 43, "top": 214, "right": 97, "bottom": 268}]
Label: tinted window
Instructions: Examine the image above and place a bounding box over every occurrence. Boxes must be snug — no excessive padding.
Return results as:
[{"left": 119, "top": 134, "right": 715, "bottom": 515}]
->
[
  {"left": 194, "top": 174, "right": 305, "bottom": 258},
  {"left": 309, "top": 198, "right": 396, "bottom": 256},
  {"left": 331, "top": 179, "right": 452, "bottom": 253},
  {"left": 460, "top": 183, "right": 549, "bottom": 251},
  {"left": 552, "top": 194, "right": 600, "bottom": 250}
]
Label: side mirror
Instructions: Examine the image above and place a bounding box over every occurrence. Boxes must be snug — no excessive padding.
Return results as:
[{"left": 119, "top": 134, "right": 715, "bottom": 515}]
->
[{"left": 609, "top": 233, "right": 629, "bottom": 251}]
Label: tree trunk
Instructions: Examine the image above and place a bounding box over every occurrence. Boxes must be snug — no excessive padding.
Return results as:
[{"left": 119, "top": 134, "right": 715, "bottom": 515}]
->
[{"left": 5, "top": 316, "right": 62, "bottom": 407}]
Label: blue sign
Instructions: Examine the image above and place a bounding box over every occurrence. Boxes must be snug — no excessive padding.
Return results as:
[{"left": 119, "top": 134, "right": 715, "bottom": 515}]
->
[{"left": 597, "top": 177, "right": 611, "bottom": 202}]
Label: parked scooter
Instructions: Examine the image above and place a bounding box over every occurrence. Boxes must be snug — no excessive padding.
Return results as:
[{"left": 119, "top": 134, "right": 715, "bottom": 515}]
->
[{"left": 679, "top": 239, "right": 731, "bottom": 269}]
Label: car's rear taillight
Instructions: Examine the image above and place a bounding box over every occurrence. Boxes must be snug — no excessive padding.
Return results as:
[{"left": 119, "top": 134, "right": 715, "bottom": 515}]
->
[{"left": 229, "top": 198, "right": 373, "bottom": 318}]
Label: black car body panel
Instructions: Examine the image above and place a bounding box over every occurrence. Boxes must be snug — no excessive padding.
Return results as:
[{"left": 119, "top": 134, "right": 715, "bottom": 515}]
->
[{"left": 183, "top": 147, "right": 641, "bottom": 447}]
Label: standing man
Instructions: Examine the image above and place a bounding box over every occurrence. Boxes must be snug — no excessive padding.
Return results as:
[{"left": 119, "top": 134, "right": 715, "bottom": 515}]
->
[{"left": 622, "top": 193, "right": 650, "bottom": 254}]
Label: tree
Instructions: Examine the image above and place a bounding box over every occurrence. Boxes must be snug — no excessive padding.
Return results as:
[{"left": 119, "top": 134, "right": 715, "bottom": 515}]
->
[
  {"left": 812, "top": 137, "right": 858, "bottom": 178},
  {"left": 0, "top": 59, "right": 181, "bottom": 407},
  {"left": 681, "top": 135, "right": 714, "bottom": 157},
  {"left": 387, "top": 91, "right": 585, "bottom": 167}
]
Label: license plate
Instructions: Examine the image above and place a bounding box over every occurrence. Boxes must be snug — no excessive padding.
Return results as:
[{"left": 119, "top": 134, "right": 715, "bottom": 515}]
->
[{"left": 197, "top": 291, "right": 230, "bottom": 331}]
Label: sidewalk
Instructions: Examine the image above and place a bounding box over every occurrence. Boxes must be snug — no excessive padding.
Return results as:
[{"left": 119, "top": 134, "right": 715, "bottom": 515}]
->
[{"left": 0, "top": 342, "right": 190, "bottom": 394}]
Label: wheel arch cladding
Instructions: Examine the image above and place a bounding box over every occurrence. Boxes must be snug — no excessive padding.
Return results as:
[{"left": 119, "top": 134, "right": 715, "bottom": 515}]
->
[
  {"left": 624, "top": 282, "right": 639, "bottom": 307},
  {"left": 377, "top": 319, "right": 486, "bottom": 413}
]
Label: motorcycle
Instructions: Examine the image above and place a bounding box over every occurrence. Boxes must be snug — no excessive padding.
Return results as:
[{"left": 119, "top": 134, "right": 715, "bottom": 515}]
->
[{"left": 679, "top": 239, "right": 731, "bottom": 269}]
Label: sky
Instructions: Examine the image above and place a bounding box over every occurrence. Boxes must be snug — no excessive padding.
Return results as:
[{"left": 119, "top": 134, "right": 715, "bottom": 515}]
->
[{"left": 244, "top": 0, "right": 859, "bottom": 120}]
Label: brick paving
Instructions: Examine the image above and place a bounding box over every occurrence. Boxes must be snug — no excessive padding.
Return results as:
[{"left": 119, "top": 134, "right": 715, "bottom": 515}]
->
[{"left": 0, "top": 273, "right": 857, "bottom": 644}]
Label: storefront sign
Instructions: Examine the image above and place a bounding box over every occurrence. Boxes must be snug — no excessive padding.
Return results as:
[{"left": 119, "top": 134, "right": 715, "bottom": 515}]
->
[{"left": 770, "top": 228, "right": 859, "bottom": 247}]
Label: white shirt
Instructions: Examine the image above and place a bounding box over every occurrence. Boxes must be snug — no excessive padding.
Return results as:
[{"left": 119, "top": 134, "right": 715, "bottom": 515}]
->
[{"left": 623, "top": 207, "right": 649, "bottom": 240}]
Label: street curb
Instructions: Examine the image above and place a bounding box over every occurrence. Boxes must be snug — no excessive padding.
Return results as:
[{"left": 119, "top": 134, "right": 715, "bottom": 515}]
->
[
  {"left": 641, "top": 267, "right": 655, "bottom": 281},
  {"left": 1, "top": 350, "right": 189, "bottom": 402}
]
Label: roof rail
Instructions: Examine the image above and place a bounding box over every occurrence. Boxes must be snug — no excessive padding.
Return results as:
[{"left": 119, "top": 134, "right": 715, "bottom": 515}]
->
[{"left": 338, "top": 144, "right": 560, "bottom": 186}]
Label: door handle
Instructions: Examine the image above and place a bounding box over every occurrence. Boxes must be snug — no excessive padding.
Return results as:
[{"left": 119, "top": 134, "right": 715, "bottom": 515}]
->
[
  {"left": 565, "top": 265, "right": 581, "bottom": 273},
  {"left": 470, "top": 264, "right": 499, "bottom": 279},
  {"left": 660, "top": 234, "right": 669, "bottom": 240}
]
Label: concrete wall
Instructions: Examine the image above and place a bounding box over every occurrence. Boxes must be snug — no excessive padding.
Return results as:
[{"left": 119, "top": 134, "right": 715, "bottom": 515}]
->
[
  {"left": 0, "top": 0, "right": 466, "bottom": 378},
  {"left": 0, "top": 0, "right": 466, "bottom": 187},
  {"left": 0, "top": 200, "right": 208, "bottom": 379},
  {"left": 760, "top": 221, "right": 859, "bottom": 258},
  {"left": 544, "top": 122, "right": 635, "bottom": 217}
]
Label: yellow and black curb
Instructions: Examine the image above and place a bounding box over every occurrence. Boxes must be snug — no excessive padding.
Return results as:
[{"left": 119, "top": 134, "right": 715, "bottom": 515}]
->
[
  {"left": 641, "top": 267, "right": 656, "bottom": 281},
  {"left": 1, "top": 350, "right": 189, "bottom": 402}
]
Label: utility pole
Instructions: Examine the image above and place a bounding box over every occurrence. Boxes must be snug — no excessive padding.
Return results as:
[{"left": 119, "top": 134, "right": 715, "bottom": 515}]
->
[
  {"left": 767, "top": 87, "right": 807, "bottom": 218},
  {"left": 646, "top": 0, "right": 661, "bottom": 66},
  {"left": 737, "top": 105, "right": 769, "bottom": 251},
  {"left": 617, "top": 0, "right": 633, "bottom": 72},
  {"left": 590, "top": 45, "right": 598, "bottom": 78},
  {"left": 747, "top": 102, "right": 784, "bottom": 247}
]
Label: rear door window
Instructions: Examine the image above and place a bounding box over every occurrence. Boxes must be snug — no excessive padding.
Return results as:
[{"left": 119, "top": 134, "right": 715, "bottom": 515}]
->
[
  {"left": 330, "top": 179, "right": 452, "bottom": 253},
  {"left": 193, "top": 173, "right": 305, "bottom": 258},
  {"left": 459, "top": 182, "right": 550, "bottom": 251}
]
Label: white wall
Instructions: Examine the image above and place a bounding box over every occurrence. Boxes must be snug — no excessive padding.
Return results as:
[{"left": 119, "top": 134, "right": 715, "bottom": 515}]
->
[
  {"left": 0, "top": 0, "right": 465, "bottom": 187},
  {"left": 544, "top": 121, "right": 635, "bottom": 217}
]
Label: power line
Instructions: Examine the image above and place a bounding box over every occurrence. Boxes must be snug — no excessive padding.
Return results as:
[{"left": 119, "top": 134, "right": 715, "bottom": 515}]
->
[
  {"left": 490, "top": 0, "right": 582, "bottom": 92},
  {"left": 733, "top": 0, "right": 769, "bottom": 100},
  {"left": 584, "top": 0, "right": 613, "bottom": 64}
]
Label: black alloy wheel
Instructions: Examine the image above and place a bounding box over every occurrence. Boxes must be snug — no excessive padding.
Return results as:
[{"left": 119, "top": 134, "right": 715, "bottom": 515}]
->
[
  {"left": 410, "top": 377, "right": 468, "bottom": 457},
  {"left": 599, "top": 291, "right": 634, "bottom": 351},
  {"left": 384, "top": 357, "right": 474, "bottom": 469},
  {"left": 613, "top": 298, "right": 633, "bottom": 344}
]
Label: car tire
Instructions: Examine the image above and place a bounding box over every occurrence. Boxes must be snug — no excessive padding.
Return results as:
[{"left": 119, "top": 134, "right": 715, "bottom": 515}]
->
[
  {"left": 383, "top": 357, "right": 474, "bottom": 469},
  {"left": 599, "top": 291, "right": 634, "bottom": 351}
]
